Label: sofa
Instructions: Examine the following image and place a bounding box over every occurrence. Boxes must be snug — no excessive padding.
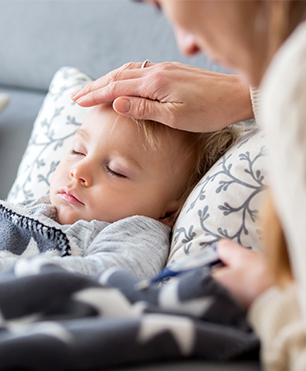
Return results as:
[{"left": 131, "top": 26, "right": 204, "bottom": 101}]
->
[{"left": 0, "top": 1, "right": 261, "bottom": 370}]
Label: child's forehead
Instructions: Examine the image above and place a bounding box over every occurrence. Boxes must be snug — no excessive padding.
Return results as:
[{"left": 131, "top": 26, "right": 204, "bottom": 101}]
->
[
  {"left": 82, "top": 105, "right": 190, "bottom": 155},
  {"left": 77, "top": 107, "right": 143, "bottom": 144},
  {"left": 90, "top": 103, "right": 119, "bottom": 119},
  {"left": 81, "top": 104, "right": 126, "bottom": 132}
]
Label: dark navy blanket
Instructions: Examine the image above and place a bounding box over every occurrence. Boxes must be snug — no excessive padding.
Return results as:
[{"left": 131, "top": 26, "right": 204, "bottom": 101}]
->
[{"left": 0, "top": 262, "right": 259, "bottom": 370}]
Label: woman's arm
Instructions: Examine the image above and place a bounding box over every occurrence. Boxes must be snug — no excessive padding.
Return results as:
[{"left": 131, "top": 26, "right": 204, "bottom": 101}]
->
[{"left": 71, "top": 62, "right": 253, "bottom": 132}]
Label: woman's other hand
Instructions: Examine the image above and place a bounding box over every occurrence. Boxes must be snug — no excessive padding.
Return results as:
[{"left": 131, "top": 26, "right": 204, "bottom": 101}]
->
[
  {"left": 71, "top": 62, "right": 253, "bottom": 132},
  {"left": 213, "top": 239, "right": 274, "bottom": 309}
]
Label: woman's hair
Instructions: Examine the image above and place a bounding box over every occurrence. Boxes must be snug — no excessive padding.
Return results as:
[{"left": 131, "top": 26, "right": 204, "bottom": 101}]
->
[
  {"left": 262, "top": 190, "right": 293, "bottom": 288},
  {"left": 255, "top": 1, "right": 306, "bottom": 287},
  {"left": 256, "top": 1, "right": 306, "bottom": 69},
  {"left": 269, "top": 0, "right": 306, "bottom": 47},
  {"left": 133, "top": 118, "right": 241, "bottom": 219}
]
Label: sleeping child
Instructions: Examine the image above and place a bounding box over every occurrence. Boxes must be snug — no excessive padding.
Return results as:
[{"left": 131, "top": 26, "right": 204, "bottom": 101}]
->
[{"left": 0, "top": 103, "right": 239, "bottom": 278}]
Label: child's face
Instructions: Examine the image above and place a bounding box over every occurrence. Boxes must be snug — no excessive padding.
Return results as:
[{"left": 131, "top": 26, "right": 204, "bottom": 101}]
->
[{"left": 50, "top": 105, "right": 189, "bottom": 225}]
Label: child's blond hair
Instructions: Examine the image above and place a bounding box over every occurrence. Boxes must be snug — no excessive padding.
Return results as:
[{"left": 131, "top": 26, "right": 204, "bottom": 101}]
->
[{"left": 133, "top": 118, "right": 241, "bottom": 219}]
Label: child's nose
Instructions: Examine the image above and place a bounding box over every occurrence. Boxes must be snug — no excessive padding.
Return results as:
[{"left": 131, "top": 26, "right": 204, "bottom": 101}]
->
[{"left": 70, "top": 164, "right": 92, "bottom": 186}]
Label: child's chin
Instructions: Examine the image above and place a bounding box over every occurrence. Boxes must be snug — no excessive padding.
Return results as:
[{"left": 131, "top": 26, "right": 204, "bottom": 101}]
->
[{"left": 57, "top": 211, "right": 79, "bottom": 225}]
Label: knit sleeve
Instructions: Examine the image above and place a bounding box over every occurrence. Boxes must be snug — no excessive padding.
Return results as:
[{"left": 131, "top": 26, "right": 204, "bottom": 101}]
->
[
  {"left": 51, "top": 216, "right": 171, "bottom": 279},
  {"left": 248, "top": 284, "right": 306, "bottom": 371},
  {"left": 249, "top": 87, "right": 262, "bottom": 124}
]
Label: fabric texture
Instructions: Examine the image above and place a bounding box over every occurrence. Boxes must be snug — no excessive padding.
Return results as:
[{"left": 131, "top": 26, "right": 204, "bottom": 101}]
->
[
  {"left": 7, "top": 67, "right": 93, "bottom": 203},
  {"left": 250, "top": 88, "right": 262, "bottom": 124},
  {"left": 169, "top": 127, "right": 267, "bottom": 265},
  {"left": 260, "top": 20, "right": 306, "bottom": 323},
  {"left": 0, "top": 262, "right": 259, "bottom": 370},
  {"left": 249, "top": 284, "right": 306, "bottom": 371},
  {"left": 0, "top": 196, "right": 170, "bottom": 279},
  {"left": 248, "top": 20, "right": 306, "bottom": 371}
]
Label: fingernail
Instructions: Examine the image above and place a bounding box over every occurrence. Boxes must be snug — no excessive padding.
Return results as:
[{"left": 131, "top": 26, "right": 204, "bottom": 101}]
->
[
  {"left": 71, "top": 89, "right": 80, "bottom": 99},
  {"left": 76, "top": 96, "right": 84, "bottom": 104},
  {"left": 114, "top": 98, "right": 131, "bottom": 113}
]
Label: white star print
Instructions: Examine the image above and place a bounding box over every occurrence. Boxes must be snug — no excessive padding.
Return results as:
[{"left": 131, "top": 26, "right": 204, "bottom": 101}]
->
[
  {"left": 0, "top": 237, "right": 40, "bottom": 259},
  {"left": 21, "top": 237, "right": 40, "bottom": 257},
  {"left": 8, "top": 321, "right": 73, "bottom": 344},
  {"left": 73, "top": 287, "right": 147, "bottom": 318},
  {"left": 137, "top": 314, "right": 195, "bottom": 356},
  {"left": 158, "top": 278, "right": 214, "bottom": 317},
  {"left": 14, "top": 255, "right": 52, "bottom": 277}
]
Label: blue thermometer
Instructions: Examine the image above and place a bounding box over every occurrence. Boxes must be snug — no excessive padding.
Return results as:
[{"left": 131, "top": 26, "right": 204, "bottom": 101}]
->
[{"left": 135, "top": 247, "right": 222, "bottom": 290}]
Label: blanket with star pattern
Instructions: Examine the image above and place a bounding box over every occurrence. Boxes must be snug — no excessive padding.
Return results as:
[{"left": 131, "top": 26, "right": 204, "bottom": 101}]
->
[{"left": 0, "top": 258, "right": 259, "bottom": 370}]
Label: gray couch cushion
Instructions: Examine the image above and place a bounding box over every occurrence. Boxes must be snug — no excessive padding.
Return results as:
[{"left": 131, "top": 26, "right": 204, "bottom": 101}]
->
[
  {"left": 0, "top": 87, "right": 45, "bottom": 199},
  {"left": 0, "top": 0, "right": 230, "bottom": 91}
]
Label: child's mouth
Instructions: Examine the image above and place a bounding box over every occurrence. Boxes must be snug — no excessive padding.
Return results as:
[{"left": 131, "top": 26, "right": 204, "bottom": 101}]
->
[{"left": 59, "top": 188, "right": 84, "bottom": 205}]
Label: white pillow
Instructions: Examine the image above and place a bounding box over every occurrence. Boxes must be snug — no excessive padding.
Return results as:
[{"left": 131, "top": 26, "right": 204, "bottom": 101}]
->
[
  {"left": 7, "top": 67, "right": 93, "bottom": 203},
  {"left": 8, "top": 67, "right": 267, "bottom": 268},
  {"left": 168, "top": 128, "right": 267, "bottom": 265}
]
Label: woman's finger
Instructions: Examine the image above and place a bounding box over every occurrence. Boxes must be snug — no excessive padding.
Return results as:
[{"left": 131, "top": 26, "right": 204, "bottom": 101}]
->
[
  {"left": 213, "top": 240, "right": 274, "bottom": 308},
  {"left": 216, "top": 239, "right": 251, "bottom": 267},
  {"left": 113, "top": 96, "right": 179, "bottom": 126},
  {"left": 70, "top": 62, "right": 253, "bottom": 132},
  {"left": 73, "top": 77, "right": 146, "bottom": 107},
  {"left": 71, "top": 62, "right": 154, "bottom": 101}
]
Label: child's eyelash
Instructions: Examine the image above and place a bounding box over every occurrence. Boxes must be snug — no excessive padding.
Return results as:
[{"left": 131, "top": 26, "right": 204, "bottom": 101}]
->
[
  {"left": 71, "top": 149, "right": 84, "bottom": 156},
  {"left": 105, "top": 166, "right": 126, "bottom": 179}
]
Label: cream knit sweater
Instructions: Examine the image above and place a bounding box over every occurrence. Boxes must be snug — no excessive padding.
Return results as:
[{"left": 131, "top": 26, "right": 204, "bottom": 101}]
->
[{"left": 248, "top": 21, "right": 306, "bottom": 371}]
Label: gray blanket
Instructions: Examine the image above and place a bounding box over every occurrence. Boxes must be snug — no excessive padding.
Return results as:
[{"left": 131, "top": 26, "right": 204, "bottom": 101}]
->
[
  {"left": 0, "top": 200, "right": 259, "bottom": 370},
  {"left": 0, "top": 261, "right": 259, "bottom": 370}
]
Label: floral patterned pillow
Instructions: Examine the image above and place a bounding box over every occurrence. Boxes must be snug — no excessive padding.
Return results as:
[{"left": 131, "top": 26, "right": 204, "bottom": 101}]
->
[
  {"left": 168, "top": 128, "right": 267, "bottom": 265},
  {"left": 8, "top": 66, "right": 267, "bottom": 268},
  {"left": 7, "top": 67, "right": 93, "bottom": 203}
]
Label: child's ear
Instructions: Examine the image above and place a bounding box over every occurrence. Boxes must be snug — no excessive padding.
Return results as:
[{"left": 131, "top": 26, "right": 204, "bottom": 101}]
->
[
  {"left": 159, "top": 200, "right": 181, "bottom": 227},
  {"left": 159, "top": 212, "right": 177, "bottom": 228}
]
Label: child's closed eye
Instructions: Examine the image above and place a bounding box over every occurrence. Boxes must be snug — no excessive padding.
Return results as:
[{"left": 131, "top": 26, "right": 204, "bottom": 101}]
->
[
  {"left": 71, "top": 149, "right": 85, "bottom": 156},
  {"left": 105, "top": 166, "right": 127, "bottom": 179}
]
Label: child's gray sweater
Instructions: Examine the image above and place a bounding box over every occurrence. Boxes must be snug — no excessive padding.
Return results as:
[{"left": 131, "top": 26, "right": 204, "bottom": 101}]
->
[{"left": 0, "top": 196, "right": 170, "bottom": 279}]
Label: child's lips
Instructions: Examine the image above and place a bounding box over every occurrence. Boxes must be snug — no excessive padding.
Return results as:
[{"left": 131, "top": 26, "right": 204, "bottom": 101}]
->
[{"left": 59, "top": 188, "right": 84, "bottom": 205}]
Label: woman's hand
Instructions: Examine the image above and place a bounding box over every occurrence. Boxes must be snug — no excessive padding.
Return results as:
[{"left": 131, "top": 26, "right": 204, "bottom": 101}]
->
[
  {"left": 71, "top": 62, "right": 253, "bottom": 132},
  {"left": 213, "top": 239, "right": 274, "bottom": 309}
]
